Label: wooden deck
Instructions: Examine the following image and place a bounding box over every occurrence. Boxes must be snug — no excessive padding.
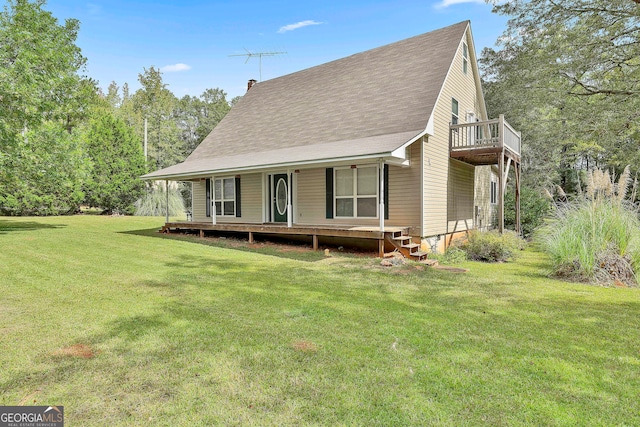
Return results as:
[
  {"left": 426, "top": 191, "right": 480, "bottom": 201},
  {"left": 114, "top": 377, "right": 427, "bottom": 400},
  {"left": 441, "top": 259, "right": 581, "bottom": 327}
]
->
[
  {"left": 161, "top": 222, "right": 413, "bottom": 257},
  {"left": 449, "top": 115, "right": 521, "bottom": 166}
]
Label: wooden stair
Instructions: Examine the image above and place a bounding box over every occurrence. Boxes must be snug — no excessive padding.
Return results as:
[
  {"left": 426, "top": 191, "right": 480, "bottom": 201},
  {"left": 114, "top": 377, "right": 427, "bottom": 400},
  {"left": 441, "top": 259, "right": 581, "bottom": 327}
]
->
[{"left": 385, "top": 230, "right": 428, "bottom": 261}]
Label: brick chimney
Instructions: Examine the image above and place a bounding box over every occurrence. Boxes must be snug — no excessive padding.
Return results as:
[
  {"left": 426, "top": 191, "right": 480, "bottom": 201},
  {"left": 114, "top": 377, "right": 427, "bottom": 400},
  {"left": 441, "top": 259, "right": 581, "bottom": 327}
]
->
[{"left": 247, "top": 79, "right": 257, "bottom": 92}]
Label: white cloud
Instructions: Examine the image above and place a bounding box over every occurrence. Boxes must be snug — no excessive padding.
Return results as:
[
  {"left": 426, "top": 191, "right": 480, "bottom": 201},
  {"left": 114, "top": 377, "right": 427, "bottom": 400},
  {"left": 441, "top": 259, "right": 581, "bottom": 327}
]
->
[
  {"left": 160, "top": 63, "right": 191, "bottom": 72},
  {"left": 434, "top": 0, "right": 485, "bottom": 9},
  {"left": 277, "top": 20, "right": 323, "bottom": 34}
]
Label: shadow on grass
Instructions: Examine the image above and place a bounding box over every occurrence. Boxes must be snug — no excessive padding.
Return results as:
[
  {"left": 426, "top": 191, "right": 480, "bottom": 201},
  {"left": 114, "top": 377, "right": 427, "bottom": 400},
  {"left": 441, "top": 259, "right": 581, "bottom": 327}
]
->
[
  {"left": 0, "top": 220, "right": 67, "bottom": 234},
  {"left": 119, "top": 227, "right": 328, "bottom": 262}
]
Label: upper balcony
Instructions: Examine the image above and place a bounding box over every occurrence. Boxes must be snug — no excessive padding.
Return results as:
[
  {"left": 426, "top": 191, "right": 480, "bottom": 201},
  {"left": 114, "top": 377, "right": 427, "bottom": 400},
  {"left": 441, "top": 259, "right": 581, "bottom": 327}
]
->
[{"left": 449, "top": 115, "right": 521, "bottom": 166}]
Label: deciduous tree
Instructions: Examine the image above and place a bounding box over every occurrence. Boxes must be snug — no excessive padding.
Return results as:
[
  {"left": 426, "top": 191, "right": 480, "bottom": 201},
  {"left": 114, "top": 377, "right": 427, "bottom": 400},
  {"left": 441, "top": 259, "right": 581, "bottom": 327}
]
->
[{"left": 482, "top": 0, "right": 640, "bottom": 190}]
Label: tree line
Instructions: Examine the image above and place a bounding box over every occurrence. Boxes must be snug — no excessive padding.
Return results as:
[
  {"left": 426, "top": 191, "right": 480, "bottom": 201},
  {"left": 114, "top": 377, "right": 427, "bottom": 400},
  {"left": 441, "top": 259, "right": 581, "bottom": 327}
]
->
[
  {"left": 1, "top": 0, "right": 637, "bottom": 218},
  {"left": 481, "top": 0, "right": 639, "bottom": 194},
  {"left": 0, "top": 0, "right": 236, "bottom": 215}
]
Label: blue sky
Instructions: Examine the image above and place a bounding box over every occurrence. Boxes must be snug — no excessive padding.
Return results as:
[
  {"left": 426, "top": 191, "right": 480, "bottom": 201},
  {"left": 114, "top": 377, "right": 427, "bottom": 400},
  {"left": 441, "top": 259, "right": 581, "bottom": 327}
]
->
[{"left": 36, "top": 0, "right": 508, "bottom": 99}]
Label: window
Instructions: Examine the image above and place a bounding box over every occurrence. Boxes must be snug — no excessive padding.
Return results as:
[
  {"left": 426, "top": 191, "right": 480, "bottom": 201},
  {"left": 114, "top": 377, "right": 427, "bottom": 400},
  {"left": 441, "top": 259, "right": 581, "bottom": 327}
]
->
[
  {"left": 214, "top": 177, "right": 235, "bottom": 216},
  {"left": 451, "top": 98, "right": 459, "bottom": 125},
  {"left": 462, "top": 42, "right": 468, "bottom": 75},
  {"left": 335, "top": 166, "right": 378, "bottom": 218},
  {"left": 490, "top": 177, "right": 498, "bottom": 205}
]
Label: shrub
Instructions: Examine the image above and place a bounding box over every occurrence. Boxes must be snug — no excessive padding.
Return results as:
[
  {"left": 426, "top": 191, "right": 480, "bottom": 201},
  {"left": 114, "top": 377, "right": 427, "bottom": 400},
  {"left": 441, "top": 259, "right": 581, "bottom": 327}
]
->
[
  {"left": 536, "top": 167, "right": 640, "bottom": 285},
  {"left": 505, "top": 186, "right": 552, "bottom": 238},
  {"left": 431, "top": 247, "right": 467, "bottom": 264},
  {"left": 0, "top": 123, "right": 89, "bottom": 215},
  {"left": 456, "top": 230, "right": 525, "bottom": 263},
  {"left": 83, "top": 113, "right": 147, "bottom": 214},
  {"left": 134, "top": 183, "right": 185, "bottom": 217}
]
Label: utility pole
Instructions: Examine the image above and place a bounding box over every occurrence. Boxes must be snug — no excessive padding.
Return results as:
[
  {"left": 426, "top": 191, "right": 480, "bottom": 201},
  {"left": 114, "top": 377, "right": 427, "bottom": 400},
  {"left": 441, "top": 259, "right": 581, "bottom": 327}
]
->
[
  {"left": 144, "top": 117, "right": 148, "bottom": 161},
  {"left": 229, "top": 49, "right": 286, "bottom": 81}
]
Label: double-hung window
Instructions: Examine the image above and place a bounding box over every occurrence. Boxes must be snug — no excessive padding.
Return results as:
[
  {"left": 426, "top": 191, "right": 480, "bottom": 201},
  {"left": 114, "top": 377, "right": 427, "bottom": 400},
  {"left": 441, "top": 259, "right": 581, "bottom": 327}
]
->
[
  {"left": 214, "top": 177, "right": 236, "bottom": 216},
  {"left": 335, "top": 166, "right": 378, "bottom": 218}
]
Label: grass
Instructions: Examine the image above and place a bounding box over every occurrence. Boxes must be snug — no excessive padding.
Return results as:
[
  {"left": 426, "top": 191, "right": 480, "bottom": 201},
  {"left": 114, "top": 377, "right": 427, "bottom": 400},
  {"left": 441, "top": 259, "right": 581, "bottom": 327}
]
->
[{"left": 1, "top": 216, "right": 639, "bottom": 426}]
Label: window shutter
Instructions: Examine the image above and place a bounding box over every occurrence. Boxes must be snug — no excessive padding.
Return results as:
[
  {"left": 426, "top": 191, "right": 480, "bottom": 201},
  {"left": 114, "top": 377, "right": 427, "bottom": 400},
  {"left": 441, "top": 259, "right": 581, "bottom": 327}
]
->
[
  {"left": 326, "top": 168, "right": 333, "bottom": 219},
  {"left": 384, "top": 164, "right": 389, "bottom": 220},
  {"left": 235, "top": 177, "right": 241, "bottom": 217},
  {"left": 206, "top": 178, "right": 211, "bottom": 217}
]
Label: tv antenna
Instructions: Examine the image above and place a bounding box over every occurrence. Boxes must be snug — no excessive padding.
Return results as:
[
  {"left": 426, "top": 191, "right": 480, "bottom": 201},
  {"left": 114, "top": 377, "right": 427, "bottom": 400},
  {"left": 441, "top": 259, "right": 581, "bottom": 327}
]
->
[{"left": 229, "top": 49, "right": 287, "bottom": 81}]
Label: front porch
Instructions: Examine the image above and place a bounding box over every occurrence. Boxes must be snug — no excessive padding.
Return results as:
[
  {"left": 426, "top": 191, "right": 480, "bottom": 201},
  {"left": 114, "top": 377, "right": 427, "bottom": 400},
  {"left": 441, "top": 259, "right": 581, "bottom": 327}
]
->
[{"left": 160, "top": 221, "right": 427, "bottom": 259}]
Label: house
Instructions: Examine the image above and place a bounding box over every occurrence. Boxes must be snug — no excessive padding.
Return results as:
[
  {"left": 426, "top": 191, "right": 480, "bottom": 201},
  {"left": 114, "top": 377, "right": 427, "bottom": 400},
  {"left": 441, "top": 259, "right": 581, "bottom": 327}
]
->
[{"left": 143, "top": 21, "right": 521, "bottom": 258}]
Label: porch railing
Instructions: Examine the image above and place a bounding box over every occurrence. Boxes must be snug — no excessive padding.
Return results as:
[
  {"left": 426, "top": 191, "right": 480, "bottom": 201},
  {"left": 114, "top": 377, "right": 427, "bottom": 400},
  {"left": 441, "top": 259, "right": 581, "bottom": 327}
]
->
[{"left": 449, "top": 114, "right": 520, "bottom": 157}]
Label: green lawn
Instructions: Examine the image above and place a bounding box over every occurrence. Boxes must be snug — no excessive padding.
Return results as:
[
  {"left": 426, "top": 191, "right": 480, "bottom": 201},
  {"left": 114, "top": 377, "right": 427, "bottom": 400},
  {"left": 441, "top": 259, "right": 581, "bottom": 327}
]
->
[{"left": 1, "top": 216, "right": 638, "bottom": 426}]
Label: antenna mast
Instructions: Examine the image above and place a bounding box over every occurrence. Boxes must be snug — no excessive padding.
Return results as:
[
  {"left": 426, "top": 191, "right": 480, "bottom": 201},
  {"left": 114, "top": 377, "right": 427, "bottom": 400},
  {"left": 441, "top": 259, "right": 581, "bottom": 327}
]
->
[{"left": 229, "top": 49, "right": 287, "bottom": 81}]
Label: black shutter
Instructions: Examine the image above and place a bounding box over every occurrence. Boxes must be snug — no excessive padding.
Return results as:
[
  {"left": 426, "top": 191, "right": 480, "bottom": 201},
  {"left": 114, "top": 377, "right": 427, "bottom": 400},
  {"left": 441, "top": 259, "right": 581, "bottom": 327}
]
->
[
  {"left": 384, "top": 164, "right": 389, "bottom": 220},
  {"left": 235, "top": 176, "right": 241, "bottom": 217},
  {"left": 206, "top": 178, "right": 211, "bottom": 217},
  {"left": 326, "top": 168, "right": 333, "bottom": 219}
]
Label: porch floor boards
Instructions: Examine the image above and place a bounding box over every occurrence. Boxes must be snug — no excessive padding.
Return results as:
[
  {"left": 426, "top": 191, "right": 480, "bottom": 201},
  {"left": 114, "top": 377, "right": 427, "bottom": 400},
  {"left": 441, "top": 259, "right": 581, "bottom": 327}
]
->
[{"left": 160, "top": 222, "right": 409, "bottom": 257}]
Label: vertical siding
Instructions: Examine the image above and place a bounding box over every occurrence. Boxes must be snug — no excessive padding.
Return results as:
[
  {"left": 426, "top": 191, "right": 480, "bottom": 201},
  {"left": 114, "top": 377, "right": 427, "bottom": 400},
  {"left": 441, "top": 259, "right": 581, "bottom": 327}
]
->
[
  {"left": 192, "top": 173, "right": 262, "bottom": 223},
  {"left": 423, "top": 26, "right": 484, "bottom": 237}
]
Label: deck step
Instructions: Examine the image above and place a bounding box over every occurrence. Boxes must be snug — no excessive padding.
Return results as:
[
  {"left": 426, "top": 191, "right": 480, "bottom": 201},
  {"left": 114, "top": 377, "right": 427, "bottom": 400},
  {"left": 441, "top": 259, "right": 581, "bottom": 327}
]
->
[
  {"left": 402, "top": 243, "right": 420, "bottom": 250},
  {"left": 411, "top": 251, "right": 429, "bottom": 260},
  {"left": 392, "top": 235, "right": 411, "bottom": 241}
]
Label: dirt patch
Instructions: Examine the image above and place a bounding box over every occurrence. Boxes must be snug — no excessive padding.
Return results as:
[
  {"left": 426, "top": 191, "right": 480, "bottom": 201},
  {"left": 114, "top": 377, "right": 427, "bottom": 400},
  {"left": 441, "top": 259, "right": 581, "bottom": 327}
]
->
[
  {"left": 292, "top": 340, "right": 318, "bottom": 353},
  {"left": 53, "top": 344, "right": 98, "bottom": 359}
]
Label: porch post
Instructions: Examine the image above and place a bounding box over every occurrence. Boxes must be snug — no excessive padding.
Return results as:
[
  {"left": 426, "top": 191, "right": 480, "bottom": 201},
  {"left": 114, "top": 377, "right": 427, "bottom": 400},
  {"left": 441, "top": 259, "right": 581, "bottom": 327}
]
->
[
  {"left": 287, "top": 169, "right": 293, "bottom": 228},
  {"left": 498, "top": 153, "right": 504, "bottom": 233},
  {"left": 211, "top": 176, "right": 216, "bottom": 225},
  {"left": 515, "top": 161, "right": 521, "bottom": 234},
  {"left": 379, "top": 158, "right": 385, "bottom": 232},
  {"left": 165, "top": 179, "right": 169, "bottom": 224}
]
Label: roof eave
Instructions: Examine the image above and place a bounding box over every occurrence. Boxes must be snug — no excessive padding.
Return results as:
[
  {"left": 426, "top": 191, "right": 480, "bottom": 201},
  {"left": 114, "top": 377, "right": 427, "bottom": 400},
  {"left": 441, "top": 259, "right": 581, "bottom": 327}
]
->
[{"left": 140, "top": 151, "right": 409, "bottom": 181}]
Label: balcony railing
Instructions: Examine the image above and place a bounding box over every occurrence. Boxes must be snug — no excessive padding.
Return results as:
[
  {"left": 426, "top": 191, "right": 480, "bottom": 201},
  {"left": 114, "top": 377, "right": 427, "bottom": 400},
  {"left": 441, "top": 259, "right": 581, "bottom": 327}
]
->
[{"left": 449, "top": 114, "right": 521, "bottom": 157}]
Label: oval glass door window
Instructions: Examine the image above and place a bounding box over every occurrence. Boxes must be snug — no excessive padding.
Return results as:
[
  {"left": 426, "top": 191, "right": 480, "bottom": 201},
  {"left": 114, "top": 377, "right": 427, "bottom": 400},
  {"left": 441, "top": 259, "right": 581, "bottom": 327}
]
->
[{"left": 276, "top": 178, "right": 288, "bottom": 216}]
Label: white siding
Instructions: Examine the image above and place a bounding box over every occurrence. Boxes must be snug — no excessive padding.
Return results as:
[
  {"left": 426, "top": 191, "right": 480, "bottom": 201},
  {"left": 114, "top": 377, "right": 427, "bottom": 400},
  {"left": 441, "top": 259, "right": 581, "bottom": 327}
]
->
[
  {"left": 295, "top": 142, "right": 422, "bottom": 233},
  {"left": 473, "top": 165, "right": 495, "bottom": 231},
  {"left": 192, "top": 173, "right": 262, "bottom": 223},
  {"left": 447, "top": 160, "right": 474, "bottom": 232},
  {"left": 423, "top": 26, "right": 484, "bottom": 237}
]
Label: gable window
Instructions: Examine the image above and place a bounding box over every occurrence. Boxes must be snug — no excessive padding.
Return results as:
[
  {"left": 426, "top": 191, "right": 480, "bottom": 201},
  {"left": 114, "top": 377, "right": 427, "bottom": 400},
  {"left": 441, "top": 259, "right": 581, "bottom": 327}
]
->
[
  {"left": 214, "top": 177, "right": 236, "bottom": 216},
  {"left": 490, "top": 176, "right": 498, "bottom": 205},
  {"left": 462, "top": 42, "right": 468, "bottom": 75},
  {"left": 335, "top": 166, "right": 378, "bottom": 218},
  {"left": 451, "top": 98, "right": 459, "bottom": 125}
]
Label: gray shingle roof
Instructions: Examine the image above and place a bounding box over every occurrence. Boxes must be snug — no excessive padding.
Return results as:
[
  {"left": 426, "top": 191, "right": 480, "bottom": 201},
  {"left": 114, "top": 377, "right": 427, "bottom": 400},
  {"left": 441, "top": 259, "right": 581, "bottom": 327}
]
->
[{"left": 144, "top": 21, "right": 468, "bottom": 179}]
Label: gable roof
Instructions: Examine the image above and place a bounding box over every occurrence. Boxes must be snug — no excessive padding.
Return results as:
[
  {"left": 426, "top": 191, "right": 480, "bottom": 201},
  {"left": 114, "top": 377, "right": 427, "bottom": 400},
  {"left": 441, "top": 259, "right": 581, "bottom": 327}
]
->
[{"left": 144, "top": 21, "right": 469, "bottom": 180}]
